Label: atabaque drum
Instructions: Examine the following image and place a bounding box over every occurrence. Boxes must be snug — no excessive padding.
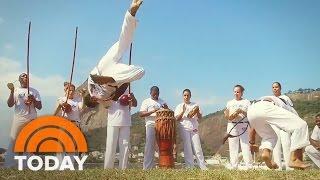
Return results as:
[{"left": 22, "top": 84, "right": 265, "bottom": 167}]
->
[{"left": 155, "top": 108, "right": 176, "bottom": 168}]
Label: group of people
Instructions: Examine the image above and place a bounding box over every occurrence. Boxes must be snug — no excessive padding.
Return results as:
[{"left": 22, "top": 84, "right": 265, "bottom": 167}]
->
[
  {"left": 224, "top": 83, "right": 320, "bottom": 170},
  {"left": 3, "top": 0, "right": 320, "bottom": 171}
]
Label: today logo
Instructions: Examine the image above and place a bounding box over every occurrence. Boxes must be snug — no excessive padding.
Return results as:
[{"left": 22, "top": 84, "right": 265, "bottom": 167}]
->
[{"left": 14, "top": 116, "right": 88, "bottom": 171}]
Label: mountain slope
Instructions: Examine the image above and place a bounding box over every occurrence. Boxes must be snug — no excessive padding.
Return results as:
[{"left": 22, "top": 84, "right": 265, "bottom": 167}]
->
[{"left": 79, "top": 87, "right": 320, "bottom": 156}]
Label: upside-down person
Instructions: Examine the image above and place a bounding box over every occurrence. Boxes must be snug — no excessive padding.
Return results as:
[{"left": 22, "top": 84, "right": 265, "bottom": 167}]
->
[
  {"left": 248, "top": 96, "right": 310, "bottom": 170},
  {"left": 5, "top": 73, "right": 42, "bottom": 168},
  {"left": 84, "top": 0, "right": 144, "bottom": 108}
]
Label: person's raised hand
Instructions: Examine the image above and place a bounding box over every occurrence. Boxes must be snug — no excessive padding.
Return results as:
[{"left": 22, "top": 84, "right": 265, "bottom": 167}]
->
[{"left": 7, "top": 83, "right": 14, "bottom": 92}]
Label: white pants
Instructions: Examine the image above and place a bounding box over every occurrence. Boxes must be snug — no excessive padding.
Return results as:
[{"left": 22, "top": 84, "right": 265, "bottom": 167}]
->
[
  {"left": 143, "top": 124, "right": 156, "bottom": 170},
  {"left": 4, "top": 138, "right": 17, "bottom": 168},
  {"left": 227, "top": 122, "right": 252, "bottom": 169},
  {"left": 88, "top": 11, "right": 145, "bottom": 99},
  {"left": 180, "top": 126, "right": 207, "bottom": 170},
  {"left": 247, "top": 101, "right": 309, "bottom": 152},
  {"left": 104, "top": 126, "right": 130, "bottom": 169},
  {"left": 305, "top": 145, "right": 320, "bottom": 168},
  {"left": 271, "top": 125, "right": 292, "bottom": 170},
  {"left": 4, "top": 117, "right": 32, "bottom": 168}
]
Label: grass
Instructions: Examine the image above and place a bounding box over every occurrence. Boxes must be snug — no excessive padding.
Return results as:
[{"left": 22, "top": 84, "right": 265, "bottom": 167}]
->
[{"left": 0, "top": 168, "right": 320, "bottom": 180}]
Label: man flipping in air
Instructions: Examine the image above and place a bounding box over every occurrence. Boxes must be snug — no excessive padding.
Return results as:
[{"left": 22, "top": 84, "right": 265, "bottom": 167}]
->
[{"left": 84, "top": 0, "right": 144, "bottom": 108}]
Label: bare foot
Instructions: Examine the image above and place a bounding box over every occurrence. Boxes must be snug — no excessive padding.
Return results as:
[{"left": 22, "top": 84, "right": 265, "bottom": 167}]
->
[
  {"left": 262, "top": 156, "right": 278, "bottom": 169},
  {"left": 129, "top": 0, "right": 143, "bottom": 16},
  {"left": 289, "top": 159, "right": 310, "bottom": 170},
  {"left": 261, "top": 150, "right": 278, "bottom": 169}
]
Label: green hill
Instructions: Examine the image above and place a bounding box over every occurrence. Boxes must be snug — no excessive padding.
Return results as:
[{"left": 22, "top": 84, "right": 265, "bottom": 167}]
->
[{"left": 81, "top": 89, "right": 320, "bottom": 157}]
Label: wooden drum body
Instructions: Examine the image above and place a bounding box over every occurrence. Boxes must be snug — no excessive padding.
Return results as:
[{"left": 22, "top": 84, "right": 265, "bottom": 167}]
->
[{"left": 155, "top": 109, "right": 176, "bottom": 168}]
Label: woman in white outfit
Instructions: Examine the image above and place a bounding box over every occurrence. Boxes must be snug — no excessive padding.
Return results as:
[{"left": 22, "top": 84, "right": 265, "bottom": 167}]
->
[
  {"left": 271, "top": 82, "right": 298, "bottom": 170},
  {"left": 174, "top": 89, "right": 207, "bottom": 170},
  {"left": 224, "top": 85, "right": 252, "bottom": 170}
]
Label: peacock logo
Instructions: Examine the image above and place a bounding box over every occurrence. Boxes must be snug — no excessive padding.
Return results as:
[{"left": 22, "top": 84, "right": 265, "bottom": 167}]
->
[
  {"left": 14, "top": 116, "right": 87, "bottom": 153},
  {"left": 14, "top": 116, "right": 88, "bottom": 171}
]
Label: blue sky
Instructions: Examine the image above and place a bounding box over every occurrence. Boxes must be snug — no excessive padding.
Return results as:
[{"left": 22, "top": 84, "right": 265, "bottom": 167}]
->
[{"left": 1, "top": 0, "right": 320, "bottom": 147}]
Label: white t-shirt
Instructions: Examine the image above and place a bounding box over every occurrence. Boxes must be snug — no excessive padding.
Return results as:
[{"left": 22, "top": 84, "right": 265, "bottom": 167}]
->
[
  {"left": 57, "top": 96, "right": 83, "bottom": 122},
  {"left": 311, "top": 125, "right": 320, "bottom": 141},
  {"left": 278, "top": 95, "right": 298, "bottom": 115},
  {"left": 14, "top": 87, "right": 41, "bottom": 120},
  {"left": 140, "top": 98, "right": 166, "bottom": 126},
  {"left": 107, "top": 100, "right": 131, "bottom": 127},
  {"left": 259, "top": 96, "right": 287, "bottom": 109},
  {"left": 226, "top": 99, "right": 251, "bottom": 122},
  {"left": 279, "top": 95, "right": 293, "bottom": 106},
  {"left": 174, "top": 102, "right": 201, "bottom": 131},
  {"left": 260, "top": 95, "right": 298, "bottom": 115}
]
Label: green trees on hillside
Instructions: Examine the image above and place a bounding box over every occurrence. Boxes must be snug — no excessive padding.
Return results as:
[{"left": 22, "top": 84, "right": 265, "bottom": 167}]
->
[{"left": 294, "top": 100, "right": 320, "bottom": 118}]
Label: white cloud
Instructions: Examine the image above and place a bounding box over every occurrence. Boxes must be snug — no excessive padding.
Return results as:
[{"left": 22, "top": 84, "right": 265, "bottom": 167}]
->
[
  {"left": 4, "top": 43, "right": 13, "bottom": 50},
  {"left": 0, "top": 57, "right": 65, "bottom": 101}
]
